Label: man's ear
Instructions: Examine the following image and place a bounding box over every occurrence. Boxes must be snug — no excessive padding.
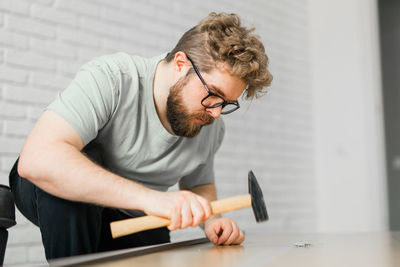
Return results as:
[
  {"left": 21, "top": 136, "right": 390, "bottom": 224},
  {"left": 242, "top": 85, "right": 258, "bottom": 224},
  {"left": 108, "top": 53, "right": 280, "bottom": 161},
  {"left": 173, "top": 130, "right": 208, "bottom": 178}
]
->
[{"left": 173, "top": 51, "right": 190, "bottom": 74}]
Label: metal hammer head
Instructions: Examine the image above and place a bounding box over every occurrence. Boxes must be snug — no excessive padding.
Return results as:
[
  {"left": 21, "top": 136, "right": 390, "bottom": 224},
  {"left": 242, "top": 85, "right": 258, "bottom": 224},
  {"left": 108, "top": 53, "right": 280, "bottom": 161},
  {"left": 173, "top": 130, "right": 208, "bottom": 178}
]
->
[{"left": 248, "top": 170, "right": 269, "bottom": 222}]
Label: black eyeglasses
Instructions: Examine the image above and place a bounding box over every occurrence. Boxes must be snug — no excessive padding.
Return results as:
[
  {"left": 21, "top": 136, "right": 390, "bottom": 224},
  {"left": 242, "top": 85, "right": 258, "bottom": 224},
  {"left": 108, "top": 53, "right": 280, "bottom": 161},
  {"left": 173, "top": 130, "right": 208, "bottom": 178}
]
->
[{"left": 187, "top": 56, "right": 240, "bottom": 115}]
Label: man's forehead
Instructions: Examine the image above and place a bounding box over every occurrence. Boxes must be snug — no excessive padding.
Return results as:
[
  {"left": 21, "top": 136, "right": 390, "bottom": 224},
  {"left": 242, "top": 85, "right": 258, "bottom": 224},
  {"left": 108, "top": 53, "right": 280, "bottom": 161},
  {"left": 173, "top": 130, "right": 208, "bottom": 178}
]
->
[
  {"left": 207, "top": 83, "right": 226, "bottom": 97},
  {"left": 203, "top": 68, "right": 247, "bottom": 99}
]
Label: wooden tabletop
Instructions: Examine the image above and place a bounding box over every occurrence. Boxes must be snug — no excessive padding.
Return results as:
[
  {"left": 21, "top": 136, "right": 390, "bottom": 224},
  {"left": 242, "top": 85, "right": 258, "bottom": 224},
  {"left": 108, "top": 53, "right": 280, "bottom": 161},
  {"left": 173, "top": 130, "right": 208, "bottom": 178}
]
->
[{"left": 50, "top": 230, "right": 400, "bottom": 267}]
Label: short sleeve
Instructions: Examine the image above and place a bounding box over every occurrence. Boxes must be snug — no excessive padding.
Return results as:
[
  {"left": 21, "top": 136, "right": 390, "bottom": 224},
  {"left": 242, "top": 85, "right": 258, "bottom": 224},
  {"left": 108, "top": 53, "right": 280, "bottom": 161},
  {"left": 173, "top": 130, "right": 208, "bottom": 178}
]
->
[
  {"left": 179, "top": 157, "right": 215, "bottom": 189},
  {"left": 179, "top": 119, "right": 225, "bottom": 189},
  {"left": 214, "top": 118, "right": 225, "bottom": 153},
  {"left": 46, "top": 60, "right": 119, "bottom": 146}
]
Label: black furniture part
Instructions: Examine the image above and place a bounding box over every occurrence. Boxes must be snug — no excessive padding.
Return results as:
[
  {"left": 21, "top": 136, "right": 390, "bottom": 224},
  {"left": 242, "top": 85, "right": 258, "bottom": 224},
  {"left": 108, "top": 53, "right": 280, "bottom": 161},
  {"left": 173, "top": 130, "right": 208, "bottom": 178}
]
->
[{"left": 0, "top": 185, "right": 16, "bottom": 266}]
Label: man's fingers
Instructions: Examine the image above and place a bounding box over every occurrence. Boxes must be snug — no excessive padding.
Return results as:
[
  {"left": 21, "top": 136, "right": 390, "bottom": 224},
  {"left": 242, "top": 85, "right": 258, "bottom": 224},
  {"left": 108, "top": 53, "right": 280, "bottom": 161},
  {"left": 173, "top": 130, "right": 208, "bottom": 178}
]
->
[
  {"left": 180, "top": 200, "right": 192, "bottom": 229},
  {"left": 223, "top": 221, "right": 240, "bottom": 245},
  {"left": 168, "top": 206, "right": 181, "bottom": 231},
  {"left": 207, "top": 223, "right": 221, "bottom": 244},
  {"left": 217, "top": 220, "right": 233, "bottom": 245},
  {"left": 196, "top": 196, "right": 212, "bottom": 220},
  {"left": 164, "top": 191, "right": 212, "bottom": 231},
  {"left": 204, "top": 218, "right": 245, "bottom": 245},
  {"left": 234, "top": 230, "right": 245, "bottom": 245},
  {"left": 190, "top": 197, "right": 205, "bottom": 227}
]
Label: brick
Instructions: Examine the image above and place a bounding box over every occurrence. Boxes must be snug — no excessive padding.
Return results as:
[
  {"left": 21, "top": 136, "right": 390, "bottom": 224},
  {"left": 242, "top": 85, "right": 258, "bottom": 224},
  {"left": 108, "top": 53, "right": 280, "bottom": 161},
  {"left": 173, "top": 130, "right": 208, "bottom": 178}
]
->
[
  {"left": 101, "top": 38, "right": 138, "bottom": 54},
  {"left": 57, "top": 60, "right": 84, "bottom": 77},
  {"left": 133, "top": 45, "right": 154, "bottom": 58},
  {"left": 0, "top": 0, "right": 30, "bottom": 15},
  {"left": 55, "top": 0, "right": 101, "bottom": 17},
  {"left": 30, "top": 72, "right": 71, "bottom": 90},
  {"left": 121, "top": 1, "right": 156, "bottom": 19},
  {"left": 123, "top": 30, "right": 160, "bottom": 49},
  {"left": 0, "top": 101, "right": 26, "bottom": 118},
  {"left": 80, "top": 17, "right": 123, "bottom": 39},
  {"left": 101, "top": 8, "right": 137, "bottom": 27},
  {"left": 0, "top": 13, "right": 3, "bottom": 26},
  {"left": 4, "top": 120, "right": 35, "bottom": 137},
  {"left": 6, "top": 50, "right": 57, "bottom": 71},
  {"left": 0, "top": 28, "right": 29, "bottom": 49},
  {"left": 33, "top": 0, "right": 55, "bottom": 5},
  {"left": 1, "top": 155, "right": 18, "bottom": 172},
  {"left": 141, "top": 18, "right": 177, "bottom": 39},
  {"left": 87, "top": 0, "right": 121, "bottom": 9},
  {"left": 0, "top": 49, "right": 4, "bottom": 63},
  {"left": 6, "top": 15, "right": 56, "bottom": 38},
  {"left": 15, "top": 210, "right": 29, "bottom": 226},
  {"left": 28, "top": 245, "right": 46, "bottom": 263},
  {"left": 8, "top": 225, "right": 42, "bottom": 245},
  {"left": 27, "top": 106, "right": 45, "bottom": 121},
  {"left": 31, "top": 3, "right": 78, "bottom": 28},
  {"left": 77, "top": 48, "right": 105, "bottom": 63},
  {"left": 2, "top": 245, "right": 27, "bottom": 264},
  {"left": 0, "top": 137, "right": 24, "bottom": 154},
  {"left": 0, "top": 65, "right": 28, "bottom": 84},
  {"left": 3, "top": 85, "right": 57, "bottom": 105},
  {"left": 30, "top": 39, "right": 77, "bottom": 60},
  {"left": 0, "top": 171, "right": 8, "bottom": 185},
  {"left": 58, "top": 27, "right": 100, "bottom": 48}
]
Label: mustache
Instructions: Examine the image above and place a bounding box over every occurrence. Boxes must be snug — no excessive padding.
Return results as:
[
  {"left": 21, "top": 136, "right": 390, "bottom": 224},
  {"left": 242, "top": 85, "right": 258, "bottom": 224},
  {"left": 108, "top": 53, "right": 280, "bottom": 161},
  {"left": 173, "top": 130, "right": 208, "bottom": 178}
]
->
[{"left": 191, "top": 111, "right": 215, "bottom": 124}]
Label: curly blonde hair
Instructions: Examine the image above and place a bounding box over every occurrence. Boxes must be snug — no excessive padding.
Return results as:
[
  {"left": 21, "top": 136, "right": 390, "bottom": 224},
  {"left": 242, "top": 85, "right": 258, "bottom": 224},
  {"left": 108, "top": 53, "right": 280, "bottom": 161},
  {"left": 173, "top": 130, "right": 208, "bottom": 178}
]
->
[{"left": 165, "top": 12, "right": 272, "bottom": 99}]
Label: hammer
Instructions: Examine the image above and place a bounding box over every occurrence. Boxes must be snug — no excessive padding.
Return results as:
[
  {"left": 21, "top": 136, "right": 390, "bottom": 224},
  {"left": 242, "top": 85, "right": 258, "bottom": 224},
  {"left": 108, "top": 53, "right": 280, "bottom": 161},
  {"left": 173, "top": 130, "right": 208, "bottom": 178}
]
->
[{"left": 110, "top": 170, "right": 268, "bottom": 239}]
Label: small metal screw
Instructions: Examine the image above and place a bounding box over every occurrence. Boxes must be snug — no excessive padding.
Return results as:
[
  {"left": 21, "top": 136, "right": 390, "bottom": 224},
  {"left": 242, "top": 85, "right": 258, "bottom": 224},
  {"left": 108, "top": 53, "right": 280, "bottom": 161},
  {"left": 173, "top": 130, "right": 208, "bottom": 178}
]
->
[{"left": 294, "top": 241, "right": 312, "bottom": 248}]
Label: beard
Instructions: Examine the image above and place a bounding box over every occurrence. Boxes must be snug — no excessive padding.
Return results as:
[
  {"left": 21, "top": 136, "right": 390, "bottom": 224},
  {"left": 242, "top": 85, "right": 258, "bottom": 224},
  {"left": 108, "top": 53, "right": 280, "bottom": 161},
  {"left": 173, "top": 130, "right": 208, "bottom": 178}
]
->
[{"left": 166, "top": 76, "right": 215, "bottom": 138}]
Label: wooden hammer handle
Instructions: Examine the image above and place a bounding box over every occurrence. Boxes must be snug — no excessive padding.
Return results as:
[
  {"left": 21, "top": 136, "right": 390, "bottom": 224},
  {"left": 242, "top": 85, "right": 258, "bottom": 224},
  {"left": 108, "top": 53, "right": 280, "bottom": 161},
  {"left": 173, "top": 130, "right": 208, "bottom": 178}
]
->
[{"left": 110, "top": 194, "right": 251, "bottom": 239}]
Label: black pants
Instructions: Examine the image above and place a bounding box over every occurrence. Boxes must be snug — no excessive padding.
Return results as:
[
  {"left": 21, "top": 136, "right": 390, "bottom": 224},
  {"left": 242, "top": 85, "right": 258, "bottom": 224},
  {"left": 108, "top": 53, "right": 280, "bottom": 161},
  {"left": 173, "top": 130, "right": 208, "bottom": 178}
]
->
[{"left": 8, "top": 159, "right": 170, "bottom": 260}]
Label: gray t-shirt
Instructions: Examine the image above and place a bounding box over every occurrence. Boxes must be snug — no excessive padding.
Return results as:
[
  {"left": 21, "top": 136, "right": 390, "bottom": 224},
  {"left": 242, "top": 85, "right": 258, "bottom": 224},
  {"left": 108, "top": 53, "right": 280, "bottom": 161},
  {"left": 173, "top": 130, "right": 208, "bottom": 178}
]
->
[{"left": 46, "top": 52, "right": 225, "bottom": 197}]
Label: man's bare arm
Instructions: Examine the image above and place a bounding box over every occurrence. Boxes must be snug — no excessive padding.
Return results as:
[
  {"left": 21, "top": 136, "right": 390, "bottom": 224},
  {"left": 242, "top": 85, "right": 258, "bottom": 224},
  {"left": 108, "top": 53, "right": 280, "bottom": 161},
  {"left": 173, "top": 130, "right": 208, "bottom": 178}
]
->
[
  {"left": 18, "top": 110, "right": 154, "bottom": 211},
  {"left": 188, "top": 183, "right": 218, "bottom": 203}
]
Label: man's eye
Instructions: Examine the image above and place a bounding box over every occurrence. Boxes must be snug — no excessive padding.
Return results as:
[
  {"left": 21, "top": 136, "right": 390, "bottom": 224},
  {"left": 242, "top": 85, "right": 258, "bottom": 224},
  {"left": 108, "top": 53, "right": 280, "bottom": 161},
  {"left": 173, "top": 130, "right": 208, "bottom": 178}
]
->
[{"left": 210, "top": 90, "right": 221, "bottom": 97}]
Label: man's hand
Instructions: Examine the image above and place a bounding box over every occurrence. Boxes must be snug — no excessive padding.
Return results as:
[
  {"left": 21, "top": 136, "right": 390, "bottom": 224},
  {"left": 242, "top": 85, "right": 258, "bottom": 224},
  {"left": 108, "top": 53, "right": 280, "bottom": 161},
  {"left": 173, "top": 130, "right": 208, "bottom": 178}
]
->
[
  {"left": 204, "top": 217, "right": 245, "bottom": 245},
  {"left": 144, "top": 190, "right": 212, "bottom": 231}
]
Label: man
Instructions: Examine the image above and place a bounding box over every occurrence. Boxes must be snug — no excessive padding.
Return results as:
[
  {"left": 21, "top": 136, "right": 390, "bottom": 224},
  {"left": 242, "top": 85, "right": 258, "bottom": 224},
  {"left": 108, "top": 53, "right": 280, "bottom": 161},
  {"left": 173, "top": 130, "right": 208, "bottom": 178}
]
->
[{"left": 9, "top": 12, "right": 272, "bottom": 260}]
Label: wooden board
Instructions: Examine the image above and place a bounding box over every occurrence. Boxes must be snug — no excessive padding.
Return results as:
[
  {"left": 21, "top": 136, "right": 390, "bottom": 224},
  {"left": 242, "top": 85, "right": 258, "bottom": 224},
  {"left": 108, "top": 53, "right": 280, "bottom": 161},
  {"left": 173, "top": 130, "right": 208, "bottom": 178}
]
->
[{"left": 50, "top": 230, "right": 400, "bottom": 267}]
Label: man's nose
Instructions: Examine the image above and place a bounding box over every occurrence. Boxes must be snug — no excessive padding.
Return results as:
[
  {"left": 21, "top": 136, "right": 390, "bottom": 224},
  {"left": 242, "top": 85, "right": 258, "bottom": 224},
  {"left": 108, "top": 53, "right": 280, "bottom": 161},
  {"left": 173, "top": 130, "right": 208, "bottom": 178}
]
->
[{"left": 206, "top": 106, "right": 222, "bottom": 119}]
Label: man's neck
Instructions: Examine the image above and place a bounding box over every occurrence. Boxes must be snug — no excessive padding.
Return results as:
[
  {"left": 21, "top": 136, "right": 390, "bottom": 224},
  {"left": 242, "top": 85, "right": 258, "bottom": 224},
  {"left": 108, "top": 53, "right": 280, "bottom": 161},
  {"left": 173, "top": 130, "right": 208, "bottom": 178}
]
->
[{"left": 153, "top": 60, "right": 175, "bottom": 135}]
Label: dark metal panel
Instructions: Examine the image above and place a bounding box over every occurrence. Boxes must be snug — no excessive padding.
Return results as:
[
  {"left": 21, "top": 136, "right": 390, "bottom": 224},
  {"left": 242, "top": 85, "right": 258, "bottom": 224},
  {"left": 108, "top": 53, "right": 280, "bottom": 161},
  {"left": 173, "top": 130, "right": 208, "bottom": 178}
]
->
[{"left": 378, "top": 0, "right": 400, "bottom": 230}]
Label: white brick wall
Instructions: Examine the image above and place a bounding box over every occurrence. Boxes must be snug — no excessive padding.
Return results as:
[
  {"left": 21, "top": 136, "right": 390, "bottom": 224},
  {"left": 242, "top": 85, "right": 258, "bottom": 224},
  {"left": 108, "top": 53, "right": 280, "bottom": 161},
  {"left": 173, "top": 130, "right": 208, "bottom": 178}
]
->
[{"left": 0, "top": 0, "right": 315, "bottom": 265}]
